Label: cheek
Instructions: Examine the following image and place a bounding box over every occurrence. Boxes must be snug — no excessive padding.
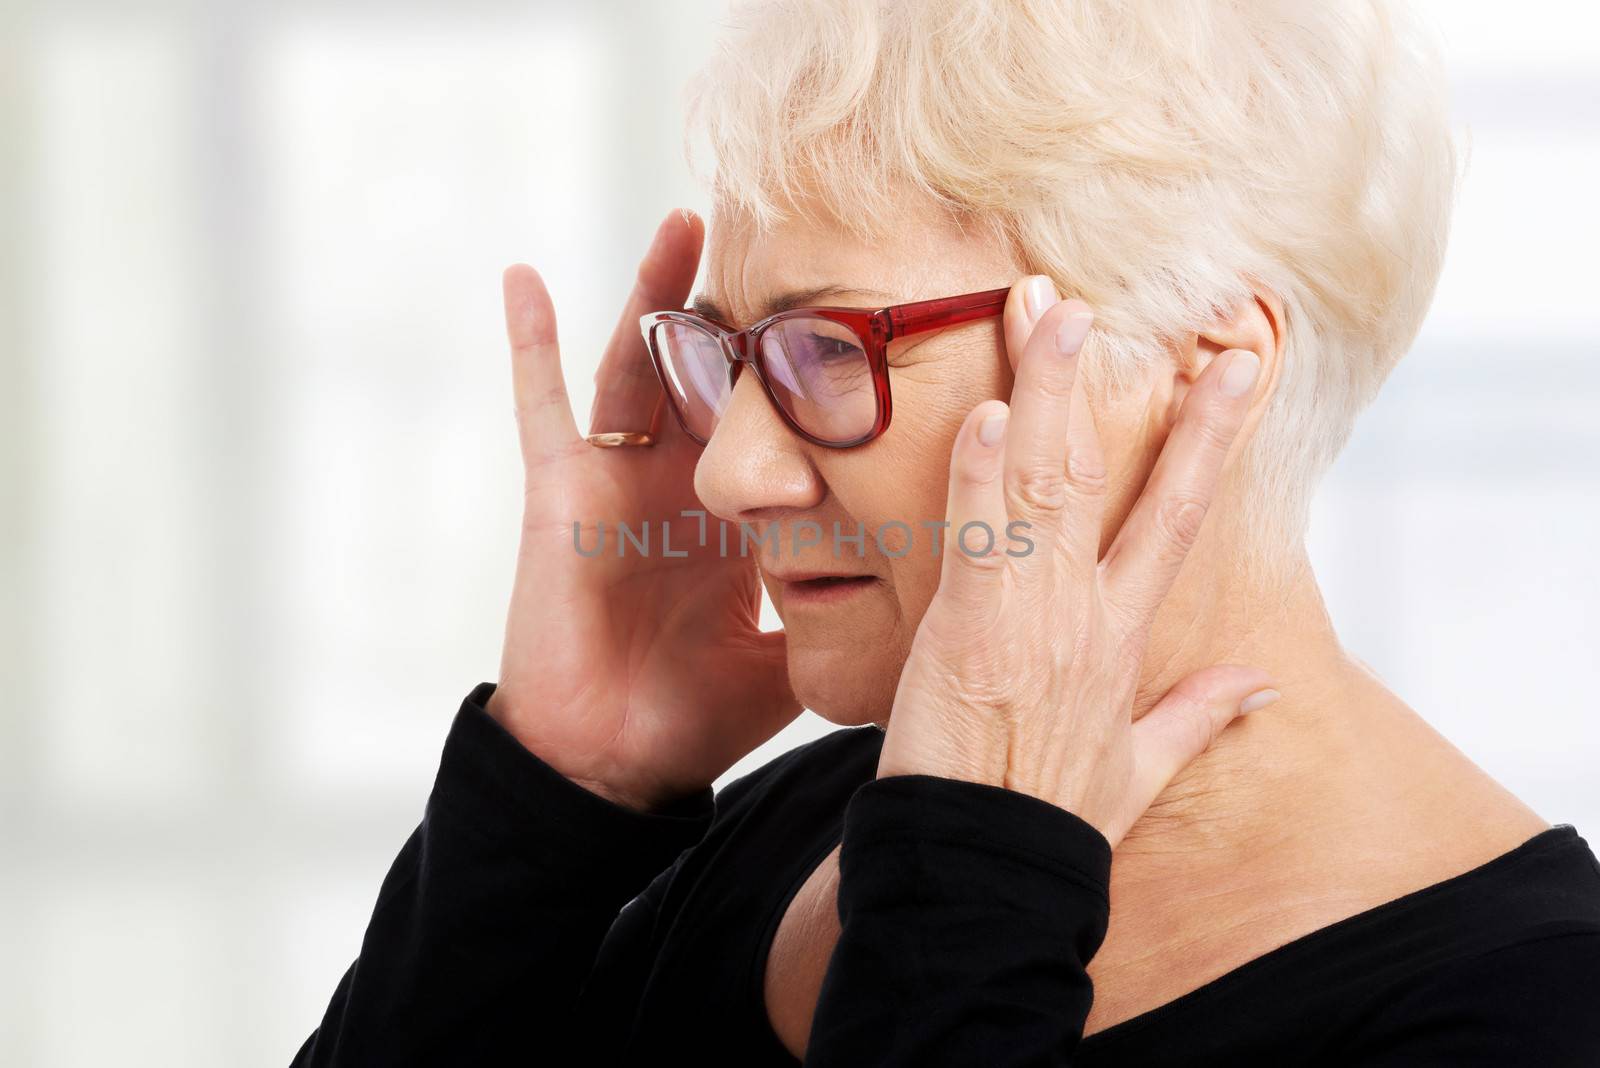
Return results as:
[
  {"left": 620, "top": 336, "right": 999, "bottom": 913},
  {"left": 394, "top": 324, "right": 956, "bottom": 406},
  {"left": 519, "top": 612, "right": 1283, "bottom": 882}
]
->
[
  {"left": 848, "top": 347, "right": 1007, "bottom": 623},
  {"left": 868, "top": 437, "right": 951, "bottom": 621}
]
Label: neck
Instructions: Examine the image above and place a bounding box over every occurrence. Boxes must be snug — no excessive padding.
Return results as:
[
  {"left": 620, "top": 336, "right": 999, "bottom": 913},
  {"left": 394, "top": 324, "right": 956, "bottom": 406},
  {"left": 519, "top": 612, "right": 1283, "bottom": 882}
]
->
[
  {"left": 1118, "top": 540, "right": 1404, "bottom": 886},
  {"left": 1073, "top": 539, "right": 1548, "bottom": 1036}
]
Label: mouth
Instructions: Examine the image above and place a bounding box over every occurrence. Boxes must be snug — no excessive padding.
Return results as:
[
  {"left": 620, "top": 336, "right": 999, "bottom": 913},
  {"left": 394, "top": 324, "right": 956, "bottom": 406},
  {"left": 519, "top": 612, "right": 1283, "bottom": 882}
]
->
[{"left": 771, "top": 572, "right": 880, "bottom": 606}]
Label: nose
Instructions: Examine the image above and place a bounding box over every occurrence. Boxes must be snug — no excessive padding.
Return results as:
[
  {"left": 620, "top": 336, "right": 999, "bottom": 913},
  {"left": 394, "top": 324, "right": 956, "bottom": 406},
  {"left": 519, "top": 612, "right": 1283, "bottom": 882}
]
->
[{"left": 693, "top": 365, "right": 825, "bottom": 527}]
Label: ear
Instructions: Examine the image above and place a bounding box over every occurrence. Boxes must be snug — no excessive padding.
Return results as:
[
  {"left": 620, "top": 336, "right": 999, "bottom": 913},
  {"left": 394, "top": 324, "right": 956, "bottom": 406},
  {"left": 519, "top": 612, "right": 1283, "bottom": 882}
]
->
[{"left": 1167, "top": 285, "right": 1284, "bottom": 421}]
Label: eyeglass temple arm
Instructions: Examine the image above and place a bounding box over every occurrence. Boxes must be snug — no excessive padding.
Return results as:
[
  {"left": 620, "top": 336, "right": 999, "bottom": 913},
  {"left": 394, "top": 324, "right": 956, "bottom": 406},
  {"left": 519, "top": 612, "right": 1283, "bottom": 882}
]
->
[{"left": 881, "top": 287, "right": 1013, "bottom": 340}]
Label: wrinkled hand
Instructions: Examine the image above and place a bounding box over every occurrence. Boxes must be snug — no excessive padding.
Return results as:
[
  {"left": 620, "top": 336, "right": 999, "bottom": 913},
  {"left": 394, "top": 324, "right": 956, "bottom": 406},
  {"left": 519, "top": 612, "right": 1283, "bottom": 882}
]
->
[
  {"left": 489, "top": 211, "right": 800, "bottom": 813},
  {"left": 877, "top": 277, "right": 1278, "bottom": 846}
]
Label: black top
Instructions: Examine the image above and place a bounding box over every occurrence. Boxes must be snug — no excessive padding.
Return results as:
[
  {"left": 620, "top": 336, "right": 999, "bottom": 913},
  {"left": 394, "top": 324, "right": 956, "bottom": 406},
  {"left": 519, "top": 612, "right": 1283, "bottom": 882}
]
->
[{"left": 294, "top": 684, "right": 1600, "bottom": 1066}]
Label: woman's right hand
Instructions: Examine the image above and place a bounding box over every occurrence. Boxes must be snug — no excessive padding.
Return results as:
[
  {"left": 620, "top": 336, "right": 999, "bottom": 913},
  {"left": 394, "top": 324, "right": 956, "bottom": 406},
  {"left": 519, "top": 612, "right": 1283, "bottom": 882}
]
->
[{"left": 488, "top": 210, "right": 800, "bottom": 813}]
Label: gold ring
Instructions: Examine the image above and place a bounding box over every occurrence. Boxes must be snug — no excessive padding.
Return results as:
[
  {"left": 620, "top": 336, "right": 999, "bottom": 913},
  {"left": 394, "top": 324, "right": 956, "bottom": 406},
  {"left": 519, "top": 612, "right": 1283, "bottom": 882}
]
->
[{"left": 586, "top": 431, "right": 655, "bottom": 448}]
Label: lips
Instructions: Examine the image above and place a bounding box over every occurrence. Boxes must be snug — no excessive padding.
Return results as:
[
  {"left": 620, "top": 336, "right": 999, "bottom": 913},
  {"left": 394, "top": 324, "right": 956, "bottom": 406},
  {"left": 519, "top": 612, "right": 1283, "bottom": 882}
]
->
[
  {"left": 791, "top": 575, "right": 874, "bottom": 589},
  {"left": 768, "top": 570, "right": 871, "bottom": 584},
  {"left": 770, "top": 571, "right": 879, "bottom": 605}
]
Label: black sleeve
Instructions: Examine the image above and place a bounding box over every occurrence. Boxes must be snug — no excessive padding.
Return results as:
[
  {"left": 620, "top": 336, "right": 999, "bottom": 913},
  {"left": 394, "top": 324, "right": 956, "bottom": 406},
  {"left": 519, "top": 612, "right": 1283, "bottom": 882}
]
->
[
  {"left": 805, "top": 774, "right": 1113, "bottom": 1067},
  {"left": 292, "top": 683, "right": 716, "bottom": 1067}
]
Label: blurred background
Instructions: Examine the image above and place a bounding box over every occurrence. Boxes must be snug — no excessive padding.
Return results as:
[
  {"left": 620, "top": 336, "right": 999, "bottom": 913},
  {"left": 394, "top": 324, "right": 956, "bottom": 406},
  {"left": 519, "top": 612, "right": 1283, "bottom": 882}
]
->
[{"left": 1, "top": 0, "right": 1596, "bottom": 1063}]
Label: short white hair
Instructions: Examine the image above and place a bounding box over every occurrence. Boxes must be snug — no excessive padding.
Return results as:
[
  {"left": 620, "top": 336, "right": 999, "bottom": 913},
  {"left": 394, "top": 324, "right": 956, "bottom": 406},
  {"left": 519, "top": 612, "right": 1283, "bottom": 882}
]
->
[{"left": 684, "top": 0, "right": 1462, "bottom": 579}]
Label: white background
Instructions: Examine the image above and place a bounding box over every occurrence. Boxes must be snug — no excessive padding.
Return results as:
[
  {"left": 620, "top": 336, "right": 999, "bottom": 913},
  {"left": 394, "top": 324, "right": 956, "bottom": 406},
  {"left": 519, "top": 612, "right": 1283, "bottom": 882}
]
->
[{"left": 2, "top": 1, "right": 1597, "bottom": 1064}]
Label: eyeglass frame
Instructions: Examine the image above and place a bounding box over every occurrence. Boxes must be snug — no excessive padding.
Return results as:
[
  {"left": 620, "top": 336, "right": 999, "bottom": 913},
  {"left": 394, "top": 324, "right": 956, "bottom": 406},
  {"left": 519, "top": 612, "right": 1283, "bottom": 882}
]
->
[{"left": 637, "top": 286, "right": 1012, "bottom": 449}]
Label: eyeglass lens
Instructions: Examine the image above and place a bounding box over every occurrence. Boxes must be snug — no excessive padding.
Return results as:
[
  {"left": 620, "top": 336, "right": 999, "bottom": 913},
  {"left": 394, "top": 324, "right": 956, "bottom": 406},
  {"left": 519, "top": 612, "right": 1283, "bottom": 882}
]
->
[{"left": 651, "top": 316, "right": 877, "bottom": 444}]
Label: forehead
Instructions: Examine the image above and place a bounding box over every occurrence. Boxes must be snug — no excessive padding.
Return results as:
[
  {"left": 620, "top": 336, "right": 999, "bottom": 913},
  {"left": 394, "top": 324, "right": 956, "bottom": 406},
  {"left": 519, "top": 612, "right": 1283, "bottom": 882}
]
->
[{"left": 699, "top": 193, "right": 1018, "bottom": 324}]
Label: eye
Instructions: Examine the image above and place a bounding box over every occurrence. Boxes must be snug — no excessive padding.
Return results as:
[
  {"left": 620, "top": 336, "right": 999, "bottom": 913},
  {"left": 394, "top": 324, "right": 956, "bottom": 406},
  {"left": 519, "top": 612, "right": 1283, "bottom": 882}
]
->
[{"left": 805, "top": 333, "right": 863, "bottom": 361}]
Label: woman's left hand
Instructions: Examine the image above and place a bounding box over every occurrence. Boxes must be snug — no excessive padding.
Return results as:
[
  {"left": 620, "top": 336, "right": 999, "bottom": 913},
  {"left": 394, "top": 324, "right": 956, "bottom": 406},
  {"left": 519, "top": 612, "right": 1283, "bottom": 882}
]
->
[{"left": 876, "top": 281, "right": 1279, "bottom": 847}]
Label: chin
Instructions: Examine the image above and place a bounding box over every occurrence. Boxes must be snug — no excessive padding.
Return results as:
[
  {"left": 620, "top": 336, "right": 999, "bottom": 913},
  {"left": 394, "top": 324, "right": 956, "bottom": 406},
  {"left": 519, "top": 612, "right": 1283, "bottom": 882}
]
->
[{"left": 786, "top": 644, "right": 897, "bottom": 727}]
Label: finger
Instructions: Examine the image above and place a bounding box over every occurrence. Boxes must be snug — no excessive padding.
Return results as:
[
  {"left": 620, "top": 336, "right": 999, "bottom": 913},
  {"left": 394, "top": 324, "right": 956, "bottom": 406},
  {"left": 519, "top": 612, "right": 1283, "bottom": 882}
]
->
[
  {"left": 1127, "top": 665, "right": 1278, "bottom": 814},
  {"left": 589, "top": 208, "right": 706, "bottom": 438},
  {"left": 931, "top": 399, "right": 1012, "bottom": 625},
  {"left": 1003, "top": 274, "right": 1057, "bottom": 368},
  {"left": 1100, "top": 348, "right": 1261, "bottom": 635},
  {"left": 1002, "top": 297, "right": 1102, "bottom": 580},
  {"left": 505, "top": 263, "right": 581, "bottom": 463}
]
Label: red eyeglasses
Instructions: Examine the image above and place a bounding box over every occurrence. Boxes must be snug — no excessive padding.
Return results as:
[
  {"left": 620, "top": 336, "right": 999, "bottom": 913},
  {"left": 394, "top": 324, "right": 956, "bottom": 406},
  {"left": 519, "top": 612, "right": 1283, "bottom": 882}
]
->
[{"left": 638, "top": 287, "right": 1010, "bottom": 448}]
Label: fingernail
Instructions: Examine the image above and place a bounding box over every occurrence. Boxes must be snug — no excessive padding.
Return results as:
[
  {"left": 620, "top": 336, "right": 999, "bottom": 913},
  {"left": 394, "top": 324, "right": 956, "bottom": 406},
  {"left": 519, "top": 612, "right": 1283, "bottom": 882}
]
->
[
  {"left": 978, "top": 410, "right": 1008, "bottom": 447},
  {"left": 1055, "top": 309, "right": 1093, "bottom": 355},
  {"left": 1025, "top": 276, "right": 1056, "bottom": 321},
  {"left": 1219, "top": 351, "right": 1261, "bottom": 397},
  {"left": 1239, "top": 688, "right": 1280, "bottom": 714}
]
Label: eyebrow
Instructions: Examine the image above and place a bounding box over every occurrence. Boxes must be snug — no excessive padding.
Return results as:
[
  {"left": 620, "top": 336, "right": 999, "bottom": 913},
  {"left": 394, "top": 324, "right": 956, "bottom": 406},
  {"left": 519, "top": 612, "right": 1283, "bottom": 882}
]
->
[{"left": 690, "top": 285, "right": 893, "bottom": 325}]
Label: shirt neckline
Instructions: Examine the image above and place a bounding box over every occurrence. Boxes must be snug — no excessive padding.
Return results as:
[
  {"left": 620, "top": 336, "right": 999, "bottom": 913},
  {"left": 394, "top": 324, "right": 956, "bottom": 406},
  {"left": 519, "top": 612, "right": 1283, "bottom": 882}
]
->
[
  {"left": 748, "top": 817, "right": 1580, "bottom": 1059},
  {"left": 1080, "top": 823, "right": 1581, "bottom": 1046},
  {"left": 747, "top": 822, "right": 847, "bottom": 1065}
]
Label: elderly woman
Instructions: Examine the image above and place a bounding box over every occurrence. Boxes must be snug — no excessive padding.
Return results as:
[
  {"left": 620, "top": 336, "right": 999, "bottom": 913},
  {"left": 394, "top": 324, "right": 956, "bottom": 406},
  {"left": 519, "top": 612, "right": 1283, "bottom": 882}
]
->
[{"left": 295, "top": 1, "right": 1600, "bottom": 1065}]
